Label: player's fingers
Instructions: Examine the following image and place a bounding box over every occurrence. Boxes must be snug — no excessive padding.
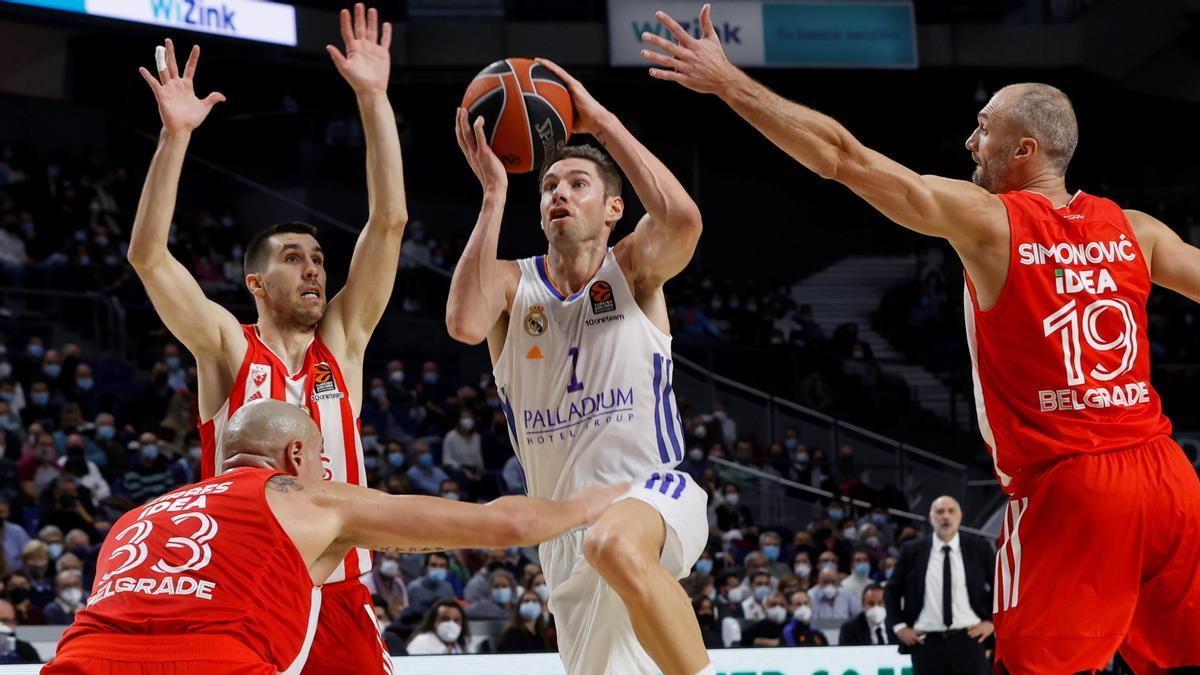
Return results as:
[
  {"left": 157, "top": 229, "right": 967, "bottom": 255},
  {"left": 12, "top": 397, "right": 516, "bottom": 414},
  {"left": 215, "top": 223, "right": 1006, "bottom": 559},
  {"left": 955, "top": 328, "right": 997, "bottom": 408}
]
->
[
  {"left": 326, "top": 44, "right": 348, "bottom": 69},
  {"left": 640, "top": 32, "right": 685, "bottom": 58},
  {"left": 203, "top": 91, "right": 226, "bottom": 107},
  {"left": 138, "top": 67, "right": 163, "bottom": 94},
  {"left": 353, "top": 2, "right": 367, "bottom": 40},
  {"left": 183, "top": 44, "right": 200, "bottom": 80},
  {"left": 640, "top": 49, "right": 678, "bottom": 70},
  {"left": 655, "top": 10, "right": 696, "bottom": 46},
  {"left": 381, "top": 22, "right": 392, "bottom": 50},
  {"left": 472, "top": 116, "right": 489, "bottom": 152},
  {"left": 366, "top": 6, "right": 378, "bottom": 42},
  {"left": 339, "top": 8, "right": 354, "bottom": 46},
  {"left": 647, "top": 67, "right": 686, "bottom": 83},
  {"left": 454, "top": 109, "right": 470, "bottom": 153},
  {"left": 699, "top": 3, "right": 716, "bottom": 39},
  {"left": 165, "top": 38, "right": 180, "bottom": 79},
  {"left": 533, "top": 57, "right": 576, "bottom": 86}
]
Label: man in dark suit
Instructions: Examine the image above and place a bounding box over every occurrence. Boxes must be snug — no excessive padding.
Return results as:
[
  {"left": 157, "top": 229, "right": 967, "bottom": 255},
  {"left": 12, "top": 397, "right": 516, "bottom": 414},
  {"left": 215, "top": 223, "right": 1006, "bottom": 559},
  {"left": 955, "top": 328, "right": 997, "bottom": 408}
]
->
[
  {"left": 839, "top": 584, "right": 891, "bottom": 646},
  {"left": 885, "top": 496, "right": 994, "bottom": 674}
]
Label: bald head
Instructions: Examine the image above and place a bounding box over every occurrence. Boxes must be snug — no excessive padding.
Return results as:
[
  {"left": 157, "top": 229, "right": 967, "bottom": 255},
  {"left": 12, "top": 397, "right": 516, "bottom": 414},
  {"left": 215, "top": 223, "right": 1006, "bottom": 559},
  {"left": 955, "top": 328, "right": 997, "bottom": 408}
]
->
[
  {"left": 993, "top": 83, "right": 1078, "bottom": 174},
  {"left": 929, "top": 495, "right": 963, "bottom": 541},
  {"left": 222, "top": 400, "right": 323, "bottom": 476}
]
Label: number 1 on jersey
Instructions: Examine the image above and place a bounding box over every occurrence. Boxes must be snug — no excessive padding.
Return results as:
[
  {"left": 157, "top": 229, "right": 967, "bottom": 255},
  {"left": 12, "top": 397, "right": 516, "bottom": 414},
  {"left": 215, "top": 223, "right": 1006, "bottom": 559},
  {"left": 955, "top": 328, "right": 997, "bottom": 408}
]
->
[{"left": 567, "top": 346, "right": 584, "bottom": 393}]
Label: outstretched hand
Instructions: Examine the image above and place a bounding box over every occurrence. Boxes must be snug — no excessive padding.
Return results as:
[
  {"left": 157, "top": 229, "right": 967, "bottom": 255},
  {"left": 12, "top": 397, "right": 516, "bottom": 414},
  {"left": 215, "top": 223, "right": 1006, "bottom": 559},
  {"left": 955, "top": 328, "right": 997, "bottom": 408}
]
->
[
  {"left": 138, "top": 38, "right": 226, "bottom": 135},
  {"left": 454, "top": 107, "right": 508, "bottom": 192},
  {"left": 640, "top": 4, "right": 743, "bottom": 96},
  {"left": 532, "top": 58, "right": 609, "bottom": 136},
  {"left": 327, "top": 3, "right": 393, "bottom": 95}
]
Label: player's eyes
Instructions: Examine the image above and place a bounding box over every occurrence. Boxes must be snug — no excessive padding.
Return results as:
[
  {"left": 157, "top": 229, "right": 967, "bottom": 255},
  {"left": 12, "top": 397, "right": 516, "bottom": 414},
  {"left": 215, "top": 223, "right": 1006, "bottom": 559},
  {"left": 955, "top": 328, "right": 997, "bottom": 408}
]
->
[
  {"left": 574, "top": 181, "right": 587, "bottom": 188},
  {"left": 286, "top": 255, "right": 300, "bottom": 263}
]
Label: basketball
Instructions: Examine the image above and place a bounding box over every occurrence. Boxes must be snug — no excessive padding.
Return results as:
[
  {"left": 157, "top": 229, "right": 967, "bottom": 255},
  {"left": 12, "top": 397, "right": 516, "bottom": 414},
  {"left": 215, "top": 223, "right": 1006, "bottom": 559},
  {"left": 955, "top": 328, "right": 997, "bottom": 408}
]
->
[{"left": 461, "top": 57, "right": 574, "bottom": 174}]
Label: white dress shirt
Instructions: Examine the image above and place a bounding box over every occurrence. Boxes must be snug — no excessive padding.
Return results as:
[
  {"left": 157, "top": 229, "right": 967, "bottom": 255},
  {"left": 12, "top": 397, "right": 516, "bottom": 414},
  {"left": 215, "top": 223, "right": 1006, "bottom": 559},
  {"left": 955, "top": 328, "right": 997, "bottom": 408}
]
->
[{"left": 911, "top": 533, "right": 982, "bottom": 632}]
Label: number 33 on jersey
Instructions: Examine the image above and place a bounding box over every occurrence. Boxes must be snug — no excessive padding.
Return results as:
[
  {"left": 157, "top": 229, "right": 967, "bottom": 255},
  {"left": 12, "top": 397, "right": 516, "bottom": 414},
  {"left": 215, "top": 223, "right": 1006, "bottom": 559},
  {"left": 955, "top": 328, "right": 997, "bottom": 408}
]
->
[{"left": 964, "top": 191, "right": 1172, "bottom": 494}]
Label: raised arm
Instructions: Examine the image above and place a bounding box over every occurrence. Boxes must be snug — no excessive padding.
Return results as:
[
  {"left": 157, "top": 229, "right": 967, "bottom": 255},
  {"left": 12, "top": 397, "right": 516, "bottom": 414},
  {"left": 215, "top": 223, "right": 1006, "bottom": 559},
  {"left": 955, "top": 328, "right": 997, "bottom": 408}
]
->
[
  {"left": 445, "top": 107, "right": 521, "bottom": 346},
  {"left": 126, "top": 39, "right": 240, "bottom": 359},
  {"left": 537, "top": 59, "right": 702, "bottom": 287},
  {"left": 322, "top": 4, "right": 409, "bottom": 354},
  {"left": 1126, "top": 209, "right": 1200, "bottom": 303},
  {"left": 641, "top": 6, "right": 1005, "bottom": 250},
  {"left": 320, "top": 481, "right": 627, "bottom": 553}
]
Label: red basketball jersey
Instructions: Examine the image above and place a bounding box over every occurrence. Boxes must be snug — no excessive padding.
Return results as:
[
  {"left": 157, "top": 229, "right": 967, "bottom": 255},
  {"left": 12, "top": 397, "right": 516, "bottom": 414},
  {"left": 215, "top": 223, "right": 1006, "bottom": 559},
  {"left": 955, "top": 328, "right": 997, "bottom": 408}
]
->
[
  {"left": 59, "top": 468, "right": 319, "bottom": 673},
  {"left": 199, "top": 324, "right": 369, "bottom": 582},
  {"left": 964, "top": 190, "right": 1173, "bottom": 495}
]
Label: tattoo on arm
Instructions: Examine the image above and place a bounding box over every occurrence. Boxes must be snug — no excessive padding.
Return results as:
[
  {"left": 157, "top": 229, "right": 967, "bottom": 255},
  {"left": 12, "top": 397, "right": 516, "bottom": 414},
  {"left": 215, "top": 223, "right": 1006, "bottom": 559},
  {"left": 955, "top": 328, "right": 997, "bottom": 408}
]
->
[
  {"left": 267, "top": 476, "right": 304, "bottom": 493},
  {"left": 374, "top": 545, "right": 445, "bottom": 554}
]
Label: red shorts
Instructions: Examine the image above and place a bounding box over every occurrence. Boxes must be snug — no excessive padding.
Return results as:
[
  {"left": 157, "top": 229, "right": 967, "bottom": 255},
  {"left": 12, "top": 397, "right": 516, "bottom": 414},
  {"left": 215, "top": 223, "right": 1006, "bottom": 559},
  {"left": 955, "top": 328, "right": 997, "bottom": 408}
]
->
[
  {"left": 42, "top": 634, "right": 273, "bottom": 674},
  {"left": 993, "top": 436, "right": 1200, "bottom": 674},
  {"left": 301, "top": 577, "right": 392, "bottom": 675}
]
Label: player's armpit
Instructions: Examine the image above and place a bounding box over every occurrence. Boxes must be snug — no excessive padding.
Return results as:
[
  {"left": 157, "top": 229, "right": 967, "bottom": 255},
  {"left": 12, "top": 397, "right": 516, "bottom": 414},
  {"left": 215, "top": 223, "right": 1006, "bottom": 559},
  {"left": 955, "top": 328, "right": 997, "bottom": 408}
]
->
[
  {"left": 134, "top": 255, "right": 241, "bottom": 358},
  {"left": 1127, "top": 209, "right": 1200, "bottom": 303}
]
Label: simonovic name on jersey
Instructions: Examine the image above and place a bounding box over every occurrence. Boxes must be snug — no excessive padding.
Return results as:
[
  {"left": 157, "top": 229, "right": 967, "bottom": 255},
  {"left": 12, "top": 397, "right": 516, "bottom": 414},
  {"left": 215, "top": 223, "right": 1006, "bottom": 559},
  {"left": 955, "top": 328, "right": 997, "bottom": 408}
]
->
[{"left": 522, "top": 387, "right": 635, "bottom": 444}]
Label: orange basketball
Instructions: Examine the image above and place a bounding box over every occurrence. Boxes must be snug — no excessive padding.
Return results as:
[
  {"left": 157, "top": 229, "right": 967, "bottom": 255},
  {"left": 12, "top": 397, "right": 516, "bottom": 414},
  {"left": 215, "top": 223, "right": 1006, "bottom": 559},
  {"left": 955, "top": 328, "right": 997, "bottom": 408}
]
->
[{"left": 461, "top": 58, "right": 574, "bottom": 174}]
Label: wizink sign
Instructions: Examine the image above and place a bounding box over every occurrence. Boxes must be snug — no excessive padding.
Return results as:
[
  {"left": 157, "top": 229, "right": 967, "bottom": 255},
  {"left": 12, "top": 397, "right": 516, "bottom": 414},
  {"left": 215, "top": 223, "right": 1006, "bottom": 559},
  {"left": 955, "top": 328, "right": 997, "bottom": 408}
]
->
[
  {"left": 0, "top": 0, "right": 298, "bottom": 46},
  {"left": 607, "top": 0, "right": 916, "bottom": 69}
]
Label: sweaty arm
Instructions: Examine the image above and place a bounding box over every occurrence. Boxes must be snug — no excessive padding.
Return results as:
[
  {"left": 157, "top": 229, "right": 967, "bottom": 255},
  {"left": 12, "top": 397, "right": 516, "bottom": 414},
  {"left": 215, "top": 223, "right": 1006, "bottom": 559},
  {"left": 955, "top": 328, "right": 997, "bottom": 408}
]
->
[
  {"left": 1127, "top": 209, "right": 1200, "bottom": 303},
  {"left": 446, "top": 108, "right": 521, "bottom": 354},
  {"left": 322, "top": 6, "right": 409, "bottom": 362}
]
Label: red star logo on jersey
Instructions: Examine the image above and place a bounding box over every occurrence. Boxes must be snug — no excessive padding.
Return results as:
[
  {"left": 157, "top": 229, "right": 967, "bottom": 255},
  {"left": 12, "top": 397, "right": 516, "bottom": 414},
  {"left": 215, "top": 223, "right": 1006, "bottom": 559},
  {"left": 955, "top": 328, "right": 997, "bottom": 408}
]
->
[{"left": 253, "top": 371, "right": 267, "bottom": 387}]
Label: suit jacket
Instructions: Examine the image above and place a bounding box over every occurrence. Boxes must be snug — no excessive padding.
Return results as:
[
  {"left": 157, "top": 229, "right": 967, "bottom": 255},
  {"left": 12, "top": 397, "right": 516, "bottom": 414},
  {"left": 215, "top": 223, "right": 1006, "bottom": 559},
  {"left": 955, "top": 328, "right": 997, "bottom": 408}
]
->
[
  {"left": 838, "top": 612, "right": 891, "bottom": 646},
  {"left": 885, "top": 534, "right": 995, "bottom": 654}
]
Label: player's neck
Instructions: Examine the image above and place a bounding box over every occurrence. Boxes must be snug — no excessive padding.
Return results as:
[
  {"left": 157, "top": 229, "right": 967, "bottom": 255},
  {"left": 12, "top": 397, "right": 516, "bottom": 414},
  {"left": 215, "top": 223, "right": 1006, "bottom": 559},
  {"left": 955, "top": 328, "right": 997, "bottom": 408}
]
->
[
  {"left": 544, "top": 243, "right": 606, "bottom": 296},
  {"left": 1016, "top": 175, "right": 1072, "bottom": 207},
  {"left": 254, "top": 315, "right": 317, "bottom": 374}
]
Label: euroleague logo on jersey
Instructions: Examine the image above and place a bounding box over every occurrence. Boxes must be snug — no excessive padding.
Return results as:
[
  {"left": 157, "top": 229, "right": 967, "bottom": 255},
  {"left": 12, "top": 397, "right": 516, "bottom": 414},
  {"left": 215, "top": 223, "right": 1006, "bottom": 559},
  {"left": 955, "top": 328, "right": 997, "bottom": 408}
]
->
[
  {"left": 310, "top": 362, "right": 344, "bottom": 402},
  {"left": 589, "top": 281, "right": 616, "bottom": 314}
]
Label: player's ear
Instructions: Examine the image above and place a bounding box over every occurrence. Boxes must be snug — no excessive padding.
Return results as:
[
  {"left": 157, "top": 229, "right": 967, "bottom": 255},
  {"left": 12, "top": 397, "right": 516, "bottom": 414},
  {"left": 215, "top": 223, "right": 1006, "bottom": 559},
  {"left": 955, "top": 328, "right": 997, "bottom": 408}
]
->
[
  {"left": 285, "top": 440, "right": 304, "bottom": 476},
  {"left": 605, "top": 195, "right": 624, "bottom": 228},
  {"left": 245, "top": 272, "right": 266, "bottom": 298}
]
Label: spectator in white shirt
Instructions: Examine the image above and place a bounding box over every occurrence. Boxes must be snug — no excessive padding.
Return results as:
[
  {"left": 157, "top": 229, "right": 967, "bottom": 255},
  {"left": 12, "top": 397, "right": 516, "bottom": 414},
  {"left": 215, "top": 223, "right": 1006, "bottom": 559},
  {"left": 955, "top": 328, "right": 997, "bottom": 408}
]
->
[
  {"left": 811, "top": 567, "right": 861, "bottom": 621},
  {"left": 442, "top": 412, "right": 484, "bottom": 484}
]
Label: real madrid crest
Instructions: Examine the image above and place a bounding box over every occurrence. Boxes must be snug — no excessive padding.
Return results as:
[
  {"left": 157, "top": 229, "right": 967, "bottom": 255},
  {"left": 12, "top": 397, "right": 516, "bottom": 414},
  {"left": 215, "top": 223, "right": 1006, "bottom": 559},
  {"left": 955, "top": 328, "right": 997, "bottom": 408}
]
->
[{"left": 524, "top": 304, "right": 548, "bottom": 337}]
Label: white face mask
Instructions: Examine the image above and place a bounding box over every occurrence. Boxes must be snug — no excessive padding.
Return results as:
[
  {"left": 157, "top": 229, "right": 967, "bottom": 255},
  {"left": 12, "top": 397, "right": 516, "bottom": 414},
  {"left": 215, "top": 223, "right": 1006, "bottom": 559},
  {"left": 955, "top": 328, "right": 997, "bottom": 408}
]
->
[
  {"left": 435, "top": 620, "right": 461, "bottom": 644},
  {"left": 60, "top": 588, "right": 83, "bottom": 606},
  {"left": 727, "top": 586, "right": 747, "bottom": 604},
  {"left": 821, "top": 584, "right": 838, "bottom": 599},
  {"left": 794, "top": 563, "right": 812, "bottom": 578},
  {"left": 865, "top": 605, "right": 887, "bottom": 625},
  {"left": 793, "top": 604, "right": 813, "bottom": 623},
  {"left": 379, "top": 559, "right": 399, "bottom": 578},
  {"left": 766, "top": 605, "right": 788, "bottom": 624},
  {"left": 724, "top": 493, "right": 740, "bottom": 507},
  {"left": 533, "top": 583, "right": 549, "bottom": 602}
]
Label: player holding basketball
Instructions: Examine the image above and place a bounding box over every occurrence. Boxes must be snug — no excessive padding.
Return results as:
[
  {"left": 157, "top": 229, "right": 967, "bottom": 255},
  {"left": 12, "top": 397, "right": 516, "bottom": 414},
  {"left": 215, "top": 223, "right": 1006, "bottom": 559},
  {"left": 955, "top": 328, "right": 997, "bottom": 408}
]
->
[
  {"left": 43, "top": 400, "right": 625, "bottom": 674},
  {"left": 446, "top": 62, "right": 713, "bottom": 675},
  {"left": 125, "top": 4, "right": 405, "bottom": 673},
  {"left": 644, "top": 5, "right": 1200, "bottom": 673}
]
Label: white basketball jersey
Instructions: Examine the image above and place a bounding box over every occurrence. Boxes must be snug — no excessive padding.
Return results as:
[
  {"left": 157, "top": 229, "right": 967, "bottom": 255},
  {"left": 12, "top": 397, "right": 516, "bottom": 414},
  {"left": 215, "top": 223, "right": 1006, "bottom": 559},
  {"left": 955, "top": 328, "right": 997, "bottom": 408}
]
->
[{"left": 493, "top": 250, "right": 685, "bottom": 500}]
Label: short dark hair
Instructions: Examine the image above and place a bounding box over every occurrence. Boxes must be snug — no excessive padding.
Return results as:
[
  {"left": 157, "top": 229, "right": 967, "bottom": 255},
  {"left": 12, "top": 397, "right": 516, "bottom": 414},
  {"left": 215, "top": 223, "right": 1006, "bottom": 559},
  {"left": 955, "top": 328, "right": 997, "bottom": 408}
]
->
[
  {"left": 863, "top": 583, "right": 884, "bottom": 600},
  {"left": 424, "top": 551, "right": 449, "bottom": 569},
  {"left": 243, "top": 221, "right": 319, "bottom": 275},
  {"left": 538, "top": 144, "right": 622, "bottom": 198}
]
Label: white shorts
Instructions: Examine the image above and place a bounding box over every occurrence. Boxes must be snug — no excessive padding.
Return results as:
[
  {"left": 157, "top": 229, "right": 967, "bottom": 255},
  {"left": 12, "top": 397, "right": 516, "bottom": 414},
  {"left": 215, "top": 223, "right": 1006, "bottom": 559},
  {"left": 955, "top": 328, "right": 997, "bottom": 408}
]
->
[{"left": 539, "top": 470, "right": 708, "bottom": 675}]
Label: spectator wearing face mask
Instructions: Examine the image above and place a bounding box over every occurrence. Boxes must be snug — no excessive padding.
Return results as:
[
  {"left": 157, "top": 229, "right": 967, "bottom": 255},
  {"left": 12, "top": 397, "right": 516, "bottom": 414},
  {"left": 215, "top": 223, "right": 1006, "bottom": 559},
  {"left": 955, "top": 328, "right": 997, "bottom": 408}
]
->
[
  {"left": 407, "top": 600, "right": 471, "bottom": 655},
  {"left": 20, "top": 380, "right": 59, "bottom": 428},
  {"left": 792, "top": 551, "right": 814, "bottom": 589},
  {"left": 813, "top": 523, "right": 854, "bottom": 574},
  {"left": 89, "top": 413, "right": 124, "bottom": 479},
  {"left": 758, "top": 531, "right": 789, "bottom": 578},
  {"left": 362, "top": 377, "right": 411, "bottom": 444},
  {"left": 715, "top": 572, "right": 746, "bottom": 620},
  {"left": 839, "top": 584, "right": 891, "bottom": 646},
  {"left": 467, "top": 569, "right": 517, "bottom": 620},
  {"left": 36, "top": 526, "right": 65, "bottom": 562},
  {"left": 715, "top": 484, "right": 753, "bottom": 534},
  {"left": 677, "top": 445, "right": 712, "bottom": 484},
  {"left": 406, "top": 552, "right": 456, "bottom": 618},
  {"left": 18, "top": 541, "right": 54, "bottom": 609},
  {"left": 369, "top": 552, "right": 409, "bottom": 619},
  {"left": 406, "top": 441, "right": 449, "bottom": 496},
  {"left": 812, "top": 567, "right": 861, "bottom": 621},
  {"left": 0, "top": 599, "right": 41, "bottom": 664},
  {"left": 781, "top": 590, "right": 827, "bottom": 647},
  {"left": 120, "top": 433, "right": 173, "bottom": 504},
  {"left": 691, "top": 595, "right": 723, "bottom": 649},
  {"left": 64, "top": 364, "right": 99, "bottom": 420},
  {"left": 501, "top": 454, "right": 526, "bottom": 495},
  {"left": 57, "top": 438, "right": 107, "bottom": 508},
  {"left": 842, "top": 549, "right": 874, "bottom": 600},
  {"left": 5, "top": 572, "right": 45, "bottom": 626},
  {"left": 42, "top": 570, "right": 84, "bottom": 625},
  {"left": 859, "top": 506, "right": 896, "bottom": 545},
  {"left": 18, "top": 431, "right": 61, "bottom": 495},
  {"left": 741, "top": 591, "right": 792, "bottom": 647},
  {"left": 741, "top": 571, "right": 773, "bottom": 622},
  {"left": 497, "top": 589, "right": 550, "bottom": 653},
  {"left": 692, "top": 550, "right": 716, "bottom": 578},
  {"left": 443, "top": 412, "right": 484, "bottom": 484}
]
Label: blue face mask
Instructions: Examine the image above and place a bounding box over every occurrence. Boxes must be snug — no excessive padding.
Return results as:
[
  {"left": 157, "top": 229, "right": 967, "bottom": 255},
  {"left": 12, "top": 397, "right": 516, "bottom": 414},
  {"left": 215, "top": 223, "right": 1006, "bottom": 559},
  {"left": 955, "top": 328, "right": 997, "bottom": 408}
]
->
[
  {"left": 854, "top": 562, "right": 871, "bottom": 577},
  {"left": 388, "top": 452, "right": 405, "bottom": 468},
  {"left": 783, "top": 438, "right": 799, "bottom": 450},
  {"left": 31, "top": 392, "right": 50, "bottom": 406},
  {"left": 96, "top": 425, "right": 115, "bottom": 440},
  {"left": 48, "top": 543, "right": 63, "bottom": 559},
  {"left": 76, "top": 378, "right": 94, "bottom": 391},
  {"left": 364, "top": 456, "right": 379, "bottom": 470},
  {"left": 418, "top": 453, "right": 433, "bottom": 467},
  {"left": 753, "top": 585, "right": 770, "bottom": 602},
  {"left": 371, "top": 387, "right": 387, "bottom": 400},
  {"left": 871, "top": 513, "right": 888, "bottom": 526},
  {"left": 43, "top": 364, "right": 61, "bottom": 378},
  {"left": 694, "top": 558, "right": 713, "bottom": 575},
  {"left": 763, "top": 545, "right": 780, "bottom": 561},
  {"left": 491, "top": 587, "right": 513, "bottom": 605},
  {"left": 426, "top": 568, "right": 447, "bottom": 583},
  {"left": 519, "top": 601, "right": 542, "bottom": 621},
  {"left": 165, "top": 356, "right": 181, "bottom": 370},
  {"left": 141, "top": 445, "right": 159, "bottom": 461},
  {"left": 27, "top": 344, "right": 44, "bottom": 359},
  {"left": 828, "top": 508, "right": 845, "bottom": 521}
]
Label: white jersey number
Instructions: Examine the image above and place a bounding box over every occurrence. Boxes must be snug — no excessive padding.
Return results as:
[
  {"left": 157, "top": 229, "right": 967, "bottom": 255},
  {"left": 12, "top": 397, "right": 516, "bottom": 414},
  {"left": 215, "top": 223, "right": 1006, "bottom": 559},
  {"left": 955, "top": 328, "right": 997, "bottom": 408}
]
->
[
  {"left": 1042, "top": 298, "right": 1138, "bottom": 386},
  {"left": 103, "top": 514, "right": 221, "bottom": 579}
]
